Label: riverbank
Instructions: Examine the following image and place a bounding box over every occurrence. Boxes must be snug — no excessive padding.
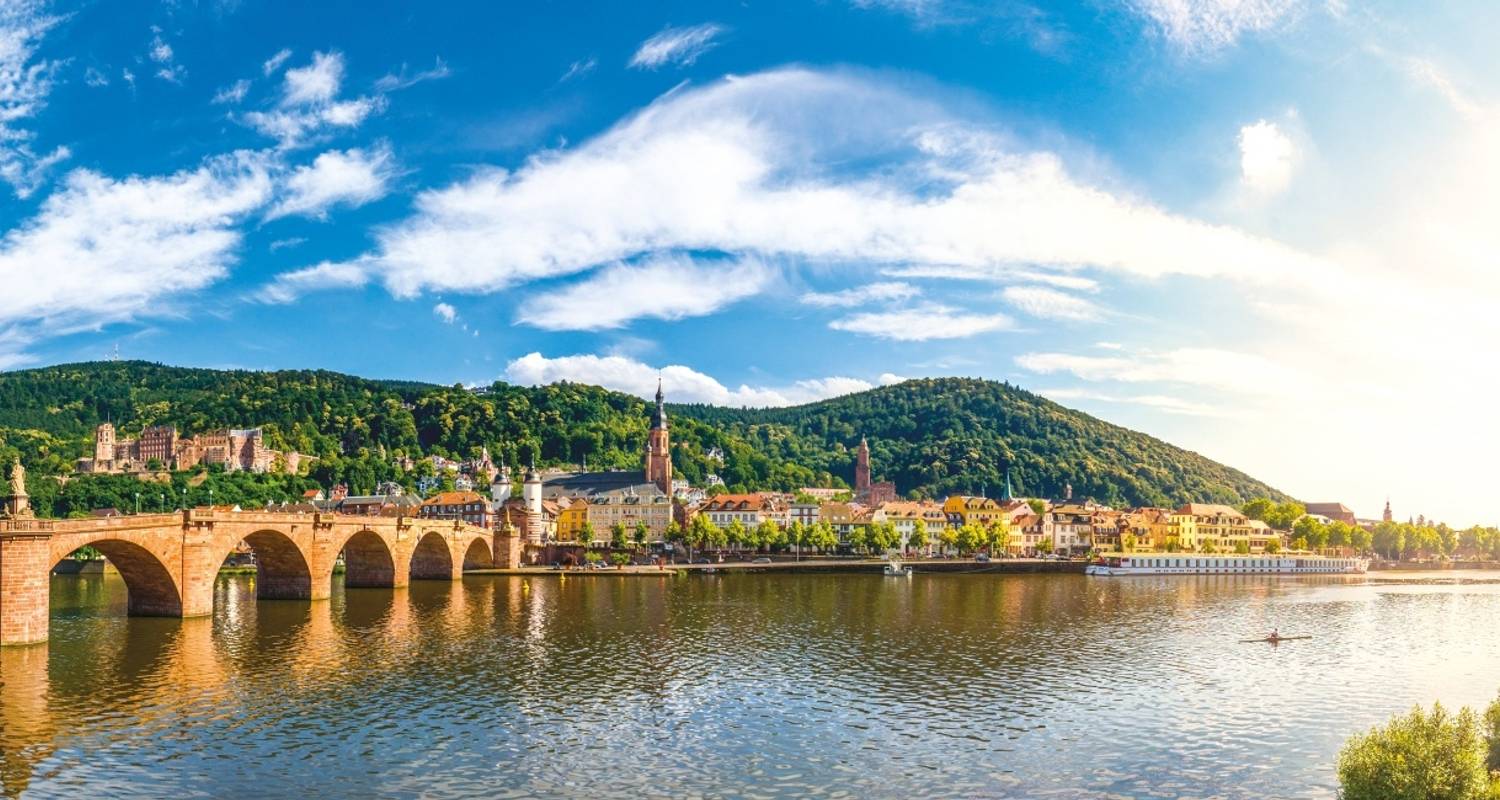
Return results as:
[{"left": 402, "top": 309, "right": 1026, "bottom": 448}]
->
[
  {"left": 1369, "top": 560, "right": 1500, "bottom": 570},
  {"left": 465, "top": 557, "right": 1088, "bottom": 576}
]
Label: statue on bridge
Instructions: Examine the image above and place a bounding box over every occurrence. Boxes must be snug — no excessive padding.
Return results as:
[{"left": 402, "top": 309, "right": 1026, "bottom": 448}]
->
[{"left": 4, "top": 457, "right": 32, "bottom": 518}]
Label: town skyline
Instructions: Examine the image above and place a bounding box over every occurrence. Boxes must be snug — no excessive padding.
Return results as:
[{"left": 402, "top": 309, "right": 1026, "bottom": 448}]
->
[{"left": 2, "top": 1, "right": 1498, "bottom": 526}]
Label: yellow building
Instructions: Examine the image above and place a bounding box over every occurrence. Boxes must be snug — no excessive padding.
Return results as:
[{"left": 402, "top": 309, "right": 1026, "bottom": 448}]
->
[
  {"left": 942, "top": 495, "right": 1004, "bottom": 528},
  {"left": 1173, "top": 503, "right": 1280, "bottom": 553},
  {"left": 555, "top": 497, "right": 589, "bottom": 541}
]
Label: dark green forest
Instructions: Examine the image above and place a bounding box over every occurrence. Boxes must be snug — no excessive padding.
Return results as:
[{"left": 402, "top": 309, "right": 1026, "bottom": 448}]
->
[{"left": 0, "top": 361, "right": 1287, "bottom": 517}]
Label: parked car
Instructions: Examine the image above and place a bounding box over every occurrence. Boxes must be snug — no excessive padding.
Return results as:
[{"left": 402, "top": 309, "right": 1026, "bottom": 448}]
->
[
  {"left": 975, "top": 553, "right": 991, "bottom": 563},
  {"left": 751, "top": 557, "right": 772, "bottom": 564}
]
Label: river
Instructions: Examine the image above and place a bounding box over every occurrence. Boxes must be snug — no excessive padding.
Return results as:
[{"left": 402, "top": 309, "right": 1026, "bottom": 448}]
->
[{"left": 3, "top": 570, "right": 1499, "bottom": 798}]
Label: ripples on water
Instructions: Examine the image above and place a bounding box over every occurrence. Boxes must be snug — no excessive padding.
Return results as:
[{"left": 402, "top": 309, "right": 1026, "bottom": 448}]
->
[{"left": 4, "top": 571, "right": 1500, "bottom": 798}]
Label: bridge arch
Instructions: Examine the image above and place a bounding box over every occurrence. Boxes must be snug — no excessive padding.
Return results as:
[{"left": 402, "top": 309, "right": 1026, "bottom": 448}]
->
[
  {"left": 52, "top": 539, "right": 182, "bottom": 617},
  {"left": 410, "top": 531, "right": 455, "bottom": 580},
  {"left": 236, "top": 530, "right": 313, "bottom": 601},
  {"left": 462, "top": 537, "right": 493, "bottom": 570},
  {"left": 341, "top": 529, "right": 396, "bottom": 588}
]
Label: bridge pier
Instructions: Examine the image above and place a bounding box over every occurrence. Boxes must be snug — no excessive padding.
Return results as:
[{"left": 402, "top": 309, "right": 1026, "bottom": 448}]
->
[{"left": 0, "top": 523, "right": 53, "bottom": 646}]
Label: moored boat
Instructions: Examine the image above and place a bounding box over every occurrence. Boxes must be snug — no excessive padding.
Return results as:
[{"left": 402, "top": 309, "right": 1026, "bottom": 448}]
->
[
  {"left": 884, "top": 559, "right": 913, "bottom": 577},
  {"left": 1086, "top": 552, "right": 1367, "bottom": 576}
]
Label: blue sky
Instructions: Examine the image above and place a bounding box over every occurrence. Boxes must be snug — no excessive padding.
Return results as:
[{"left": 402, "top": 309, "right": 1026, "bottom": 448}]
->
[{"left": 2, "top": 0, "right": 1499, "bottom": 524}]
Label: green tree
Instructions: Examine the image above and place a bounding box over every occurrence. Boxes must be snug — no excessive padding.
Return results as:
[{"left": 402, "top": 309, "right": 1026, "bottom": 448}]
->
[
  {"left": 955, "top": 522, "right": 987, "bottom": 555},
  {"left": 1234, "top": 540, "right": 1251, "bottom": 555},
  {"left": 632, "top": 520, "right": 650, "bottom": 551},
  {"left": 1121, "top": 532, "right": 1137, "bottom": 552},
  {"left": 726, "top": 519, "right": 748, "bottom": 552},
  {"left": 1036, "top": 537, "right": 1054, "bottom": 555},
  {"left": 578, "top": 521, "right": 596, "bottom": 545},
  {"left": 847, "top": 524, "right": 870, "bottom": 554},
  {"left": 610, "top": 551, "right": 632, "bottom": 567},
  {"left": 1337, "top": 703, "right": 1491, "bottom": 800},
  {"left": 939, "top": 525, "right": 958, "bottom": 553},
  {"left": 1265, "top": 538, "right": 1281, "bottom": 554},
  {"left": 755, "top": 519, "right": 783, "bottom": 552},
  {"left": 1265, "top": 501, "right": 1307, "bottom": 531},
  {"left": 1294, "top": 515, "right": 1329, "bottom": 551},
  {"left": 1026, "top": 499, "right": 1046, "bottom": 516},
  {"left": 908, "top": 519, "right": 928, "bottom": 554},
  {"left": 1241, "top": 497, "right": 1275, "bottom": 522},
  {"left": 810, "top": 521, "right": 837, "bottom": 553},
  {"left": 610, "top": 522, "right": 628, "bottom": 550}
]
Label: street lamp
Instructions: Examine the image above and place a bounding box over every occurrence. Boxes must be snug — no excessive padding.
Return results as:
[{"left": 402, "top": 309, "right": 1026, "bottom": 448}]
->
[
  {"left": 159, "top": 492, "right": 165, "bottom": 512},
  {"left": 134, "top": 492, "right": 140, "bottom": 515}
]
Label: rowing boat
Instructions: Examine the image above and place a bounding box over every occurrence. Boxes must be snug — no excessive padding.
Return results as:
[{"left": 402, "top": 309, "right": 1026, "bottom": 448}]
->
[{"left": 1239, "top": 636, "right": 1313, "bottom": 643}]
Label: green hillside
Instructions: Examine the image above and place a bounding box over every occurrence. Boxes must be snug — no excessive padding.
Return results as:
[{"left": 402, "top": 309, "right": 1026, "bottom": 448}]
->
[{"left": 0, "top": 361, "right": 1287, "bottom": 516}]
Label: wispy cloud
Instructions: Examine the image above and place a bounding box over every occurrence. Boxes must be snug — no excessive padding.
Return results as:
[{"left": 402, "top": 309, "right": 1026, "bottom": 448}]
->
[
  {"left": 0, "top": 0, "right": 68, "bottom": 197},
  {"left": 559, "top": 57, "right": 597, "bottom": 83},
  {"left": 240, "top": 51, "right": 385, "bottom": 147},
  {"left": 262, "top": 47, "right": 291, "bottom": 76},
  {"left": 0, "top": 151, "right": 273, "bottom": 355},
  {"left": 374, "top": 58, "right": 451, "bottom": 92},
  {"left": 268, "top": 69, "right": 1330, "bottom": 307},
  {"left": 629, "top": 23, "right": 724, "bottom": 69},
  {"left": 801, "top": 282, "right": 920, "bottom": 308},
  {"left": 518, "top": 255, "right": 773, "bottom": 331},
  {"left": 148, "top": 26, "right": 184, "bottom": 83},
  {"left": 1001, "top": 285, "right": 1103, "bottom": 322},
  {"left": 831, "top": 304, "right": 1014, "bottom": 341},
  {"left": 212, "top": 78, "right": 251, "bottom": 105},
  {"left": 266, "top": 143, "right": 397, "bottom": 220},
  {"left": 254, "top": 259, "right": 369, "bottom": 304},
  {"left": 433, "top": 302, "right": 457, "bottom": 323},
  {"left": 1126, "top": 0, "right": 1301, "bottom": 54}
]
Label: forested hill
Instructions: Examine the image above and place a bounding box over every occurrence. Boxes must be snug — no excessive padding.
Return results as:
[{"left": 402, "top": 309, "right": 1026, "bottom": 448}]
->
[
  {"left": 0, "top": 362, "right": 1287, "bottom": 508},
  {"left": 672, "top": 377, "right": 1286, "bottom": 507}
]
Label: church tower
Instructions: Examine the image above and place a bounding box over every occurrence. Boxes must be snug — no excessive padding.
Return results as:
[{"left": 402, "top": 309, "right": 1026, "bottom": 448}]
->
[
  {"left": 1383, "top": 499, "right": 1393, "bottom": 523},
  {"left": 855, "top": 436, "right": 871, "bottom": 498},
  {"left": 645, "top": 379, "right": 672, "bottom": 493}
]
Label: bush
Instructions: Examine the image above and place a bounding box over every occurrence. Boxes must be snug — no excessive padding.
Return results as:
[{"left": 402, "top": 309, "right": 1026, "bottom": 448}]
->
[{"left": 1337, "top": 703, "right": 1491, "bottom": 800}]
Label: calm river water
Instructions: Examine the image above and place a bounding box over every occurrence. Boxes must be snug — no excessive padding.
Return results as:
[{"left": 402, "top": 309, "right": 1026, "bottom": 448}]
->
[{"left": 4, "top": 570, "right": 1500, "bottom": 798}]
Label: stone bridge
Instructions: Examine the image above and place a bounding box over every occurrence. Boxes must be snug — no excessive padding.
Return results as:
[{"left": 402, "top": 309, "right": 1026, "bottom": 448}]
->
[{"left": 0, "top": 510, "right": 523, "bottom": 645}]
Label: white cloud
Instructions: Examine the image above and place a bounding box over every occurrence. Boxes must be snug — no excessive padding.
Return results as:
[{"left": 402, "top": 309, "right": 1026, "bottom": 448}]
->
[
  {"left": 560, "top": 57, "right": 596, "bottom": 83},
  {"left": 800, "top": 282, "right": 920, "bottom": 308},
  {"left": 1127, "top": 0, "right": 1302, "bottom": 53},
  {"left": 374, "top": 58, "right": 451, "bottom": 92},
  {"left": 254, "top": 259, "right": 369, "bottom": 304},
  {"left": 242, "top": 51, "right": 385, "bottom": 147},
  {"left": 518, "top": 255, "right": 773, "bottom": 331},
  {"left": 878, "top": 372, "right": 906, "bottom": 385},
  {"left": 212, "top": 79, "right": 251, "bottom": 105},
  {"left": 629, "top": 23, "right": 724, "bottom": 69},
  {"left": 1238, "top": 119, "right": 1297, "bottom": 194},
  {"left": 84, "top": 67, "right": 109, "bottom": 88},
  {"left": 0, "top": 1, "right": 67, "bottom": 197},
  {"left": 1399, "top": 55, "right": 1481, "bottom": 120},
  {"left": 277, "top": 69, "right": 1331, "bottom": 308},
  {"left": 504, "top": 352, "right": 874, "bottom": 407},
  {"left": 0, "top": 152, "right": 273, "bottom": 352},
  {"left": 830, "top": 304, "right": 1014, "bottom": 341},
  {"left": 148, "top": 27, "right": 184, "bottom": 83},
  {"left": 1015, "top": 347, "right": 1297, "bottom": 396},
  {"left": 266, "top": 143, "right": 397, "bottom": 220},
  {"left": 1002, "top": 285, "right": 1103, "bottom": 322},
  {"left": 263, "top": 48, "right": 292, "bottom": 76},
  {"left": 1037, "top": 387, "right": 1224, "bottom": 417},
  {"left": 282, "top": 50, "right": 341, "bottom": 105},
  {"left": 433, "top": 302, "right": 457, "bottom": 323}
]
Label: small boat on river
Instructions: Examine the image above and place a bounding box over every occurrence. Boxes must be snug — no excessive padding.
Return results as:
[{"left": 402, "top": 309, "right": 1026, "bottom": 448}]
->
[{"left": 884, "top": 559, "right": 913, "bottom": 577}]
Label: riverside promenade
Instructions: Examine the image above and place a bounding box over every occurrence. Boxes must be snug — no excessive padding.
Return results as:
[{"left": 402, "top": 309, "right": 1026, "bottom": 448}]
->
[{"left": 466, "top": 557, "right": 1088, "bottom": 576}]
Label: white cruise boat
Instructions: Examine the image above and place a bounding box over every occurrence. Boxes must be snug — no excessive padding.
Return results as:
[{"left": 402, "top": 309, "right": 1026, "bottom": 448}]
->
[{"left": 1086, "top": 552, "right": 1367, "bottom": 576}]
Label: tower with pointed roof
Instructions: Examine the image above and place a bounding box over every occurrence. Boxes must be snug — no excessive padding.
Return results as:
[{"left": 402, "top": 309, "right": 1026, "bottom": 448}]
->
[
  {"left": 1002, "top": 467, "right": 1014, "bottom": 502},
  {"left": 855, "top": 436, "right": 871, "bottom": 498},
  {"left": 645, "top": 379, "right": 673, "bottom": 494},
  {"left": 1382, "top": 498, "right": 1393, "bottom": 523}
]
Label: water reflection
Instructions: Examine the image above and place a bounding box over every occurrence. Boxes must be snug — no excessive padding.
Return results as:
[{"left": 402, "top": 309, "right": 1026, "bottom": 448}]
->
[{"left": 7, "top": 571, "right": 1500, "bottom": 798}]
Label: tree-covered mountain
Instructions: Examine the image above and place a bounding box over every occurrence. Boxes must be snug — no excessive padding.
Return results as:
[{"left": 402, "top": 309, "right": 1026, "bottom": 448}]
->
[{"left": 0, "top": 361, "right": 1288, "bottom": 517}]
